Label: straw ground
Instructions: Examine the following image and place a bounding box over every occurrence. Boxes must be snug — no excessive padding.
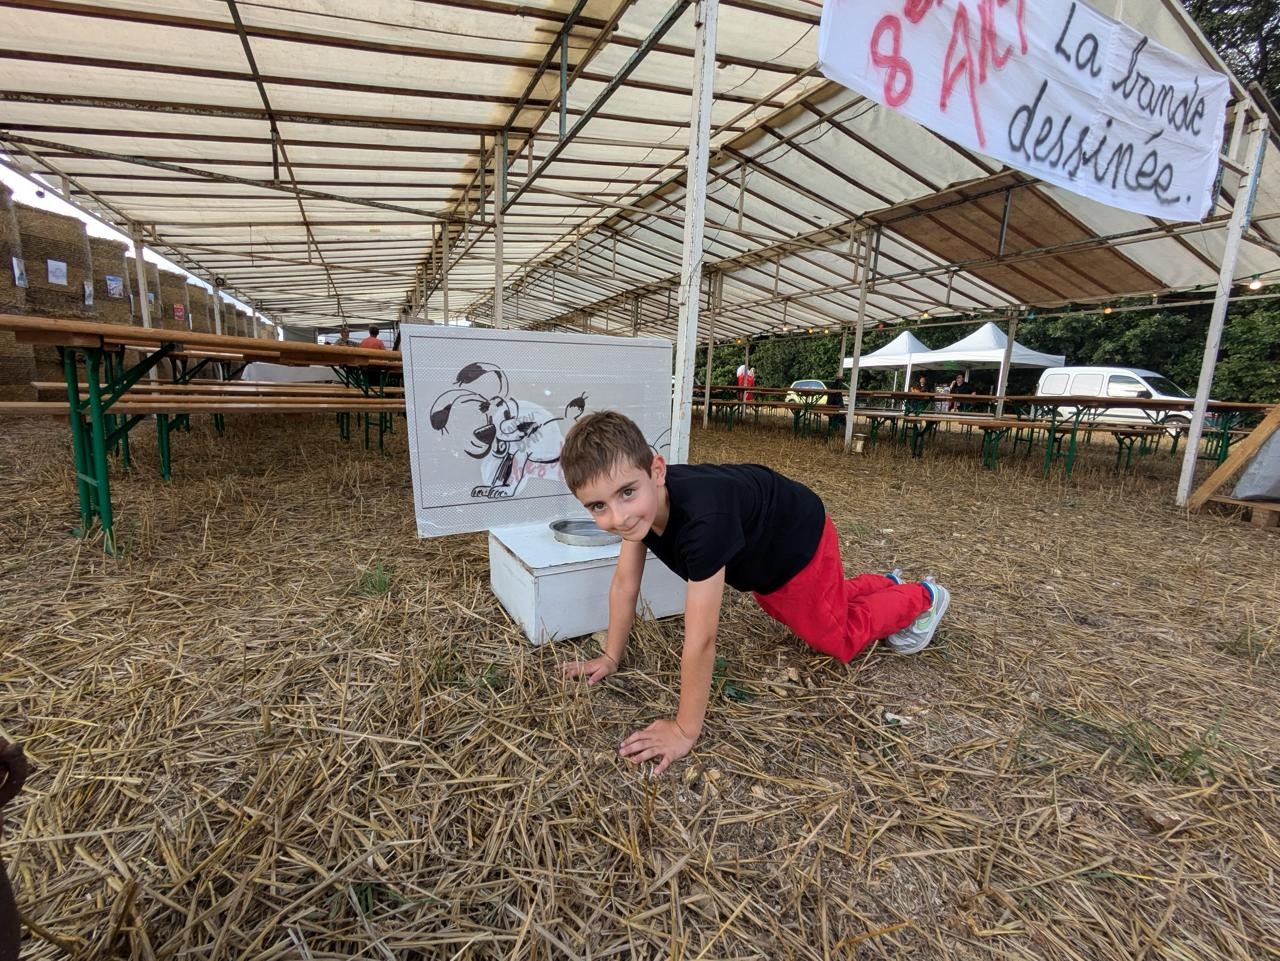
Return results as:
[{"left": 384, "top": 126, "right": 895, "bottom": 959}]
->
[{"left": 1, "top": 413, "right": 1278, "bottom": 960}]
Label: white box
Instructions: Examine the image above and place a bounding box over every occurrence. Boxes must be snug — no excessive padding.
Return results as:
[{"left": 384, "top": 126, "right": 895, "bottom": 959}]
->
[{"left": 489, "top": 522, "right": 686, "bottom": 645}]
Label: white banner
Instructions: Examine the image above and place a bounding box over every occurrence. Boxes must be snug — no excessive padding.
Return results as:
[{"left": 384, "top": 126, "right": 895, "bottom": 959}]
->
[{"left": 819, "top": 0, "right": 1230, "bottom": 221}]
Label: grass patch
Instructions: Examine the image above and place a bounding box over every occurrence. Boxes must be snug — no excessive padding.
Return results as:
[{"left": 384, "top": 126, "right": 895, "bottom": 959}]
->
[
  {"left": 1037, "top": 706, "right": 1224, "bottom": 783},
  {"left": 711, "top": 655, "right": 753, "bottom": 703},
  {"left": 357, "top": 560, "right": 393, "bottom": 596}
]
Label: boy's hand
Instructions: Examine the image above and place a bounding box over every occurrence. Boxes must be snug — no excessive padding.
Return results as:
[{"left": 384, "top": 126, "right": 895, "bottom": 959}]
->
[
  {"left": 620, "top": 718, "right": 696, "bottom": 777},
  {"left": 561, "top": 654, "right": 617, "bottom": 686}
]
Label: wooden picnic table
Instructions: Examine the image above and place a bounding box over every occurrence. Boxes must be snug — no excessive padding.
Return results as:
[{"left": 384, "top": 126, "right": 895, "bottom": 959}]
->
[
  {"left": 0, "top": 314, "right": 405, "bottom": 553},
  {"left": 692, "top": 383, "right": 1272, "bottom": 474}
]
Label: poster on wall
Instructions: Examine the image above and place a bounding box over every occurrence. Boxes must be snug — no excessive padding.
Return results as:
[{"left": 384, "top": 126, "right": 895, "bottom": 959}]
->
[
  {"left": 147, "top": 292, "right": 155, "bottom": 304},
  {"left": 47, "top": 260, "right": 67, "bottom": 285},
  {"left": 11, "top": 257, "right": 26, "bottom": 288},
  {"left": 174, "top": 304, "right": 186, "bottom": 323},
  {"left": 105, "top": 275, "right": 124, "bottom": 299},
  {"left": 818, "top": 0, "right": 1230, "bottom": 221},
  {"left": 83, "top": 281, "right": 93, "bottom": 306},
  {"left": 401, "top": 325, "right": 673, "bottom": 538}
]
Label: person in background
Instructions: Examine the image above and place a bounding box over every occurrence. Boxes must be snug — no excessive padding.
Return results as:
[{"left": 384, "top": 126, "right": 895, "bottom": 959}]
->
[
  {"left": 333, "top": 323, "right": 356, "bottom": 347},
  {"left": 911, "top": 373, "right": 931, "bottom": 393},
  {"left": 744, "top": 365, "right": 757, "bottom": 402},
  {"left": 359, "top": 325, "right": 386, "bottom": 350},
  {"left": 949, "top": 373, "right": 979, "bottom": 410}
]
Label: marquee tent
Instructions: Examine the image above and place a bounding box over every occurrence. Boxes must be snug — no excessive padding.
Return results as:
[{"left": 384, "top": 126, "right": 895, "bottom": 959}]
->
[
  {"left": 907, "top": 323, "right": 1066, "bottom": 370},
  {"left": 1, "top": 0, "right": 1277, "bottom": 500},
  {"left": 841, "top": 330, "right": 931, "bottom": 369}
]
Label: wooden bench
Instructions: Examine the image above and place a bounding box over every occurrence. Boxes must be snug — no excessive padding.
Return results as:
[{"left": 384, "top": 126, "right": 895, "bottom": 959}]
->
[
  {"left": 32, "top": 380, "right": 405, "bottom": 398},
  {"left": 0, "top": 314, "right": 411, "bottom": 553}
]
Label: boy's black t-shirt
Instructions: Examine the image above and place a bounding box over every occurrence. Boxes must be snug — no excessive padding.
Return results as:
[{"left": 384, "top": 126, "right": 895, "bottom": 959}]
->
[{"left": 642, "top": 463, "right": 825, "bottom": 594}]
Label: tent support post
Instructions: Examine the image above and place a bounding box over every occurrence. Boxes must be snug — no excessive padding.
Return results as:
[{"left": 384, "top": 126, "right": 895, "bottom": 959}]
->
[
  {"left": 995, "top": 312, "right": 1018, "bottom": 417},
  {"left": 843, "top": 229, "right": 874, "bottom": 452},
  {"left": 670, "top": 0, "right": 718, "bottom": 465},
  {"left": 1177, "top": 118, "right": 1268, "bottom": 506},
  {"left": 701, "top": 271, "right": 721, "bottom": 428}
]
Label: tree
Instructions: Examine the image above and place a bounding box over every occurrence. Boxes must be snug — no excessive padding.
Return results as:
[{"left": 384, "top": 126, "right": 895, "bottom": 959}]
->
[
  {"left": 1015, "top": 300, "right": 1280, "bottom": 404},
  {"left": 1185, "top": 1, "right": 1280, "bottom": 104}
]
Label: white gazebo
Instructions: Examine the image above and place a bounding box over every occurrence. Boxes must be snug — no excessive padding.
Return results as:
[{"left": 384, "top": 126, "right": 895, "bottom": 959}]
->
[
  {"left": 907, "top": 322, "right": 1064, "bottom": 405},
  {"left": 911, "top": 322, "right": 1065, "bottom": 369},
  {"left": 841, "top": 330, "right": 932, "bottom": 389}
]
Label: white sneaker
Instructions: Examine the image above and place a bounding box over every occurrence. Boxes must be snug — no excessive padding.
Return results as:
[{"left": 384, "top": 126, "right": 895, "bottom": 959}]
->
[{"left": 886, "top": 577, "right": 950, "bottom": 654}]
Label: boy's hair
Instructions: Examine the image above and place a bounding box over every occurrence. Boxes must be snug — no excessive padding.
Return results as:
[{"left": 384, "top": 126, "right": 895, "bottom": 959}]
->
[
  {"left": 368, "top": 325, "right": 380, "bottom": 336},
  {"left": 559, "top": 411, "right": 654, "bottom": 493}
]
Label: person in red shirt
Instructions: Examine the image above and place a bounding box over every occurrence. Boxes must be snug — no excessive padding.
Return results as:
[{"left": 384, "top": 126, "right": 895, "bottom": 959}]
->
[{"left": 359, "top": 325, "right": 386, "bottom": 350}]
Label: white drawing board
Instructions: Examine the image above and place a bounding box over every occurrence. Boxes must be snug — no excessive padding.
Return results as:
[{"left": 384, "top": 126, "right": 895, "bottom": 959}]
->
[{"left": 400, "top": 325, "right": 673, "bottom": 538}]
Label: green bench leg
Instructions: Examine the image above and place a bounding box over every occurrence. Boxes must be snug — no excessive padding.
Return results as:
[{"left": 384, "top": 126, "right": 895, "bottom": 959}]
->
[
  {"left": 156, "top": 414, "right": 172, "bottom": 481},
  {"left": 81, "top": 350, "right": 116, "bottom": 553},
  {"left": 62, "top": 348, "right": 94, "bottom": 533}
]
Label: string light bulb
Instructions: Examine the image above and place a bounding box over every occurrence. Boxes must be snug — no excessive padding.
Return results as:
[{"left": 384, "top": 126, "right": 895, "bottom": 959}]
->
[
  {"left": 1249, "top": 275, "right": 1262, "bottom": 290},
  {"left": 1103, "top": 305, "right": 1113, "bottom": 315}
]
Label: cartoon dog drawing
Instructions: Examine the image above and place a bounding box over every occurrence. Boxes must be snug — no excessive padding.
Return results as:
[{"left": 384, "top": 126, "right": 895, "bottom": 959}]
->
[{"left": 430, "top": 362, "right": 588, "bottom": 499}]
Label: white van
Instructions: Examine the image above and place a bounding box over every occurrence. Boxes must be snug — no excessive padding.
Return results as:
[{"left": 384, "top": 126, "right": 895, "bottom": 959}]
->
[{"left": 1036, "top": 366, "right": 1194, "bottom": 431}]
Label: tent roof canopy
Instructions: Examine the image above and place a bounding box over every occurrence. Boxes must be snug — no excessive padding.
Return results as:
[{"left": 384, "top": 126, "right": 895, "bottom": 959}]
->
[
  {"left": 1, "top": 0, "right": 1277, "bottom": 340},
  {"left": 841, "top": 329, "right": 930, "bottom": 368},
  {"left": 906, "top": 321, "right": 1065, "bottom": 370}
]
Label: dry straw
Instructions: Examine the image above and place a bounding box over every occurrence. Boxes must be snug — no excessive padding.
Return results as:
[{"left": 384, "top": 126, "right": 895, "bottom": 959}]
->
[
  {"left": 13, "top": 205, "right": 92, "bottom": 321},
  {"left": 156, "top": 271, "right": 189, "bottom": 333},
  {"left": 187, "top": 285, "right": 212, "bottom": 335},
  {"left": 0, "top": 187, "right": 33, "bottom": 401},
  {"left": 87, "top": 238, "right": 131, "bottom": 326},
  {"left": 1, "top": 414, "right": 1277, "bottom": 960},
  {"left": 0, "top": 184, "right": 25, "bottom": 315},
  {"left": 14, "top": 205, "right": 93, "bottom": 385}
]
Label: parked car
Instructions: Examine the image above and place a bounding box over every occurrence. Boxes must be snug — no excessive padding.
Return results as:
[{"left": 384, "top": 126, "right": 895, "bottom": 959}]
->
[
  {"left": 1036, "top": 366, "right": 1195, "bottom": 432},
  {"left": 785, "top": 379, "right": 828, "bottom": 403}
]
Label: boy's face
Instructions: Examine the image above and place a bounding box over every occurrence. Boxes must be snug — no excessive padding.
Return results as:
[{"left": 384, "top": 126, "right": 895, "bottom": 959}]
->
[{"left": 574, "top": 455, "right": 667, "bottom": 541}]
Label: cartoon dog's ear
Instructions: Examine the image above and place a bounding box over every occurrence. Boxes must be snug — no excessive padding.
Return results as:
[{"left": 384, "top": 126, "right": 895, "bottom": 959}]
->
[
  {"left": 453, "top": 362, "right": 509, "bottom": 396},
  {"left": 456, "top": 362, "right": 488, "bottom": 385},
  {"left": 429, "top": 403, "right": 453, "bottom": 432},
  {"left": 430, "top": 388, "right": 471, "bottom": 432}
]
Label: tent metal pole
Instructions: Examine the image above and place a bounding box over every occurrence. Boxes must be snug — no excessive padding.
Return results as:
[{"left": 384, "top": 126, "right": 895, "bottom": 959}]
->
[
  {"left": 843, "top": 229, "right": 874, "bottom": 452},
  {"left": 130, "top": 224, "right": 158, "bottom": 383},
  {"left": 494, "top": 132, "right": 507, "bottom": 329},
  {"left": 702, "top": 270, "right": 721, "bottom": 429},
  {"left": 441, "top": 219, "right": 451, "bottom": 324},
  {"left": 670, "top": 0, "right": 718, "bottom": 466},
  {"left": 211, "top": 277, "right": 224, "bottom": 336},
  {"left": 1177, "top": 117, "right": 1268, "bottom": 506},
  {"left": 130, "top": 225, "right": 152, "bottom": 330},
  {"left": 995, "top": 311, "right": 1017, "bottom": 417},
  {"left": 836, "top": 325, "right": 848, "bottom": 381}
]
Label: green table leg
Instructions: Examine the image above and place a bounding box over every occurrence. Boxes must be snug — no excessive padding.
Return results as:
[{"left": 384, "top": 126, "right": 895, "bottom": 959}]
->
[
  {"left": 156, "top": 414, "right": 172, "bottom": 481},
  {"left": 81, "top": 350, "right": 115, "bottom": 553},
  {"left": 1063, "top": 421, "right": 1082, "bottom": 476},
  {"left": 62, "top": 348, "right": 93, "bottom": 532}
]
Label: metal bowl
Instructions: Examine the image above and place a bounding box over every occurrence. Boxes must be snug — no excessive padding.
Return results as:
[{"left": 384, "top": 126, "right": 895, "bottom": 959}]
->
[{"left": 549, "top": 518, "right": 620, "bottom": 547}]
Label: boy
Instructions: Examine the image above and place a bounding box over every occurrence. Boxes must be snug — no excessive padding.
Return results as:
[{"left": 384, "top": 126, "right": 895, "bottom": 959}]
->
[
  {"left": 559, "top": 411, "right": 949, "bottom": 776},
  {"left": 359, "top": 325, "right": 386, "bottom": 350}
]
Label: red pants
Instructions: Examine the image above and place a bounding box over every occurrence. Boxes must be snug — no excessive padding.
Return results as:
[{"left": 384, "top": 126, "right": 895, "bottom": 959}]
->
[{"left": 754, "top": 517, "right": 930, "bottom": 662}]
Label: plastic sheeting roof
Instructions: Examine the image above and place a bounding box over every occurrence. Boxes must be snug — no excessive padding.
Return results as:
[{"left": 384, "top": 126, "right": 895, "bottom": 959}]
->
[{"left": 1, "top": 0, "right": 1278, "bottom": 340}]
